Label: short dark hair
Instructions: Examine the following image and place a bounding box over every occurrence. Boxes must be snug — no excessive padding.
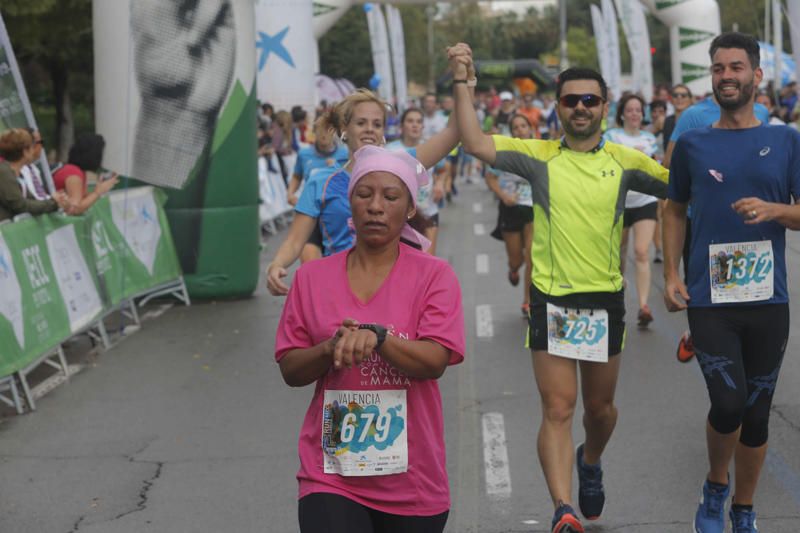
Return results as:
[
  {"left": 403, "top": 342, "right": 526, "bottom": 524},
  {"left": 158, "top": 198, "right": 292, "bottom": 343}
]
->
[
  {"left": 709, "top": 32, "right": 760, "bottom": 69},
  {"left": 556, "top": 68, "right": 608, "bottom": 101},
  {"left": 68, "top": 133, "right": 106, "bottom": 171},
  {"left": 650, "top": 100, "right": 667, "bottom": 112},
  {"left": 616, "top": 93, "right": 646, "bottom": 127},
  {"left": 400, "top": 107, "right": 424, "bottom": 124}
]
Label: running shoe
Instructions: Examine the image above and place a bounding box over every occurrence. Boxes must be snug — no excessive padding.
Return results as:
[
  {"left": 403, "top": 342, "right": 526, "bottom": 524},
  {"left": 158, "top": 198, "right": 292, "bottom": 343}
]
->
[
  {"left": 676, "top": 330, "right": 695, "bottom": 363},
  {"left": 730, "top": 506, "right": 758, "bottom": 532},
  {"left": 694, "top": 479, "right": 729, "bottom": 533},
  {"left": 576, "top": 443, "right": 605, "bottom": 520},
  {"left": 637, "top": 305, "right": 653, "bottom": 327},
  {"left": 653, "top": 250, "right": 663, "bottom": 263},
  {"left": 551, "top": 502, "right": 584, "bottom": 533}
]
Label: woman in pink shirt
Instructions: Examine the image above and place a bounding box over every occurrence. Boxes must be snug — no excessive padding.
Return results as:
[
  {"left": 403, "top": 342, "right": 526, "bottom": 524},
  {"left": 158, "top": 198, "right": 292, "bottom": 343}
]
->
[{"left": 275, "top": 146, "right": 465, "bottom": 532}]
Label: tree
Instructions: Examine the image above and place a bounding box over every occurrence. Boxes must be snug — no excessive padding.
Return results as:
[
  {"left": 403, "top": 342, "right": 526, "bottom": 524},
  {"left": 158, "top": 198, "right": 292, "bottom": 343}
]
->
[
  {"left": 318, "top": 7, "right": 374, "bottom": 90},
  {"left": 1, "top": 0, "right": 93, "bottom": 160}
]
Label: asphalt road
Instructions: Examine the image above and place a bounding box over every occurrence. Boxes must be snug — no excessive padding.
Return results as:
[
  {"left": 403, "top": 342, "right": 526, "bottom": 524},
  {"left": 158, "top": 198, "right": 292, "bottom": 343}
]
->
[{"left": 1, "top": 180, "right": 799, "bottom": 532}]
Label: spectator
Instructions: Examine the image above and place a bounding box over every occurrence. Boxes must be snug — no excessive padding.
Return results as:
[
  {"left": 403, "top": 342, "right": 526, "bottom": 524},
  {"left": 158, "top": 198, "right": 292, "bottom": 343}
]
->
[
  {"left": 53, "top": 133, "right": 119, "bottom": 215},
  {"left": 290, "top": 106, "right": 309, "bottom": 150},
  {"left": 517, "top": 93, "right": 542, "bottom": 138},
  {"left": 662, "top": 84, "right": 693, "bottom": 152},
  {"left": 21, "top": 129, "right": 50, "bottom": 200},
  {"left": 0, "top": 128, "right": 69, "bottom": 222},
  {"left": 756, "top": 91, "right": 786, "bottom": 125},
  {"left": 492, "top": 91, "right": 516, "bottom": 135},
  {"left": 270, "top": 110, "right": 294, "bottom": 184},
  {"left": 259, "top": 103, "right": 274, "bottom": 130}
]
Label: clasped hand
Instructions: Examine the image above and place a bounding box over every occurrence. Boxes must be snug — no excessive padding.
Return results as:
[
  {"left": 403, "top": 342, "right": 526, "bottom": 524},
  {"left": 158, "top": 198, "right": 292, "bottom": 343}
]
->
[{"left": 326, "top": 318, "right": 380, "bottom": 370}]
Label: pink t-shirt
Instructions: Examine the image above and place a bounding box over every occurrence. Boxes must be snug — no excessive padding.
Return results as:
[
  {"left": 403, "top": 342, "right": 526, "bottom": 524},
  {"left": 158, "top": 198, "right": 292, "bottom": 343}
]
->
[{"left": 275, "top": 243, "right": 465, "bottom": 516}]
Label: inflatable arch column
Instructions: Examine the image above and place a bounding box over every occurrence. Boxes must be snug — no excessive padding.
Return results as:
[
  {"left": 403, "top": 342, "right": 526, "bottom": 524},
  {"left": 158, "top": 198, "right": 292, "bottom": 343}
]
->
[
  {"left": 640, "top": 0, "right": 721, "bottom": 93},
  {"left": 93, "top": 0, "right": 260, "bottom": 298}
]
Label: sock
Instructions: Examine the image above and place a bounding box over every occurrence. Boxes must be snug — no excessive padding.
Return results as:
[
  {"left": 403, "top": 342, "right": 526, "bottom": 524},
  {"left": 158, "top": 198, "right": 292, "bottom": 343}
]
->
[{"left": 707, "top": 479, "right": 728, "bottom": 492}]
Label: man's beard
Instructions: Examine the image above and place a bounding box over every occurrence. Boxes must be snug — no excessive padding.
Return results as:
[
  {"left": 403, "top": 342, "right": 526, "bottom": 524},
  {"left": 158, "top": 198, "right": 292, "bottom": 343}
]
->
[
  {"left": 714, "top": 76, "right": 756, "bottom": 111},
  {"left": 560, "top": 109, "right": 602, "bottom": 139}
]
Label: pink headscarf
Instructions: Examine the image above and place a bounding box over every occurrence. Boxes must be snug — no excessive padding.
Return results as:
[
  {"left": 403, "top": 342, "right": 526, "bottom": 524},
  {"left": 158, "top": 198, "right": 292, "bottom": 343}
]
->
[{"left": 348, "top": 145, "right": 432, "bottom": 252}]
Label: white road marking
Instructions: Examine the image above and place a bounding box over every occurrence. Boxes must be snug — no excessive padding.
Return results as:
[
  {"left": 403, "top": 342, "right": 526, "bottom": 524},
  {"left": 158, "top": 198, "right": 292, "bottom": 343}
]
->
[
  {"left": 476, "top": 305, "right": 494, "bottom": 338},
  {"left": 474, "top": 223, "right": 485, "bottom": 236},
  {"left": 476, "top": 254, "right": 489, "bottom": 274},
  {"left": 522, "top": 519, "right": 539, "bottom": 525},
  {"left": 482, "top": 412, "right": 512, "bottom": 497},
  {"left": 473, "top": 202, "right": 483, "bottom": 213}
]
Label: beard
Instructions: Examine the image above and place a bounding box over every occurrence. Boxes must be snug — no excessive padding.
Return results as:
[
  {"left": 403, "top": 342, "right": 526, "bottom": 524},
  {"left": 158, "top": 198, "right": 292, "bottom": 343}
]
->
[
  {"left": 713, "top": 76, "right": 756, "bottom": 111},
  {"left": 560, "top": 108, "right": 603, "bottom": 139}
]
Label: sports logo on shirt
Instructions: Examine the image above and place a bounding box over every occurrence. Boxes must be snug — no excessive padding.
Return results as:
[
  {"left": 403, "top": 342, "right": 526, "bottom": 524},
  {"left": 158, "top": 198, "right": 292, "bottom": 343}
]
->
[
  {"left": 708, "top": 169, "right": 724, "bottom": 183},
  {"left": 759, "top": 147, "right": 771, "bottom": 157}
]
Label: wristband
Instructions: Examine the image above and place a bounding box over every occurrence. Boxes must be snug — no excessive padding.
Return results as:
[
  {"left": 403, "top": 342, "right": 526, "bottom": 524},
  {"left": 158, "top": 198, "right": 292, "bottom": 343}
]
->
[
  {"left": 452, "top": 79, "right": 468, "bottom": 84},
  {"left": 358, "top": 323, "right": 388, "bottom": 349},
  {"left": 467, "top": 77, "right": 478, "bottom": 88}
]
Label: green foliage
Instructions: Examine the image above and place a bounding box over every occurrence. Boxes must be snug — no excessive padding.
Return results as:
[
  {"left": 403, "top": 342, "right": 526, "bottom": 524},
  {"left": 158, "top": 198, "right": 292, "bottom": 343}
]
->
[{"left": 318, "top": 7, "right": 374, "bottom": 88}]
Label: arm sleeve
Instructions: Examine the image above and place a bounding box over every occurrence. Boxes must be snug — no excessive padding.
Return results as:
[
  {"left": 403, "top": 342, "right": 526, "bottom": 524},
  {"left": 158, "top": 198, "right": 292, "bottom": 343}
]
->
[
  {"left": 0, "top": 167, "right": 57, "bottom": 216},
  {"left": 668, "top": 137, "right": 691, "bottom": 203},
  {"left": 416, "top": 264, "right": 466, "bottom": 365},
  {"left": 623, "top": 150, "right": 670, "bottom": 199},
  {"left": 274, "top": 267, "right": 313, "bottom": 362},
  {"left": 292, "top": 150, "right": 305, "bottom": 178},
  {"left": 789, "top": 130, "right": 800, "bottom": 201},
  {"left": 294, "top": 171, "right": 322, "bottom": 218},
  {"left": 491, "top": 136, "right": 544, "bottom": 185}
]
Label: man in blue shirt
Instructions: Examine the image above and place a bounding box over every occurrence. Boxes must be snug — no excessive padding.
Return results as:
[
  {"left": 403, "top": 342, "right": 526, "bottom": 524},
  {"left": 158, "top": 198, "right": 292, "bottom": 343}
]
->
[{"left": 663, "top": 32, "right": 800, "bottom": 533}]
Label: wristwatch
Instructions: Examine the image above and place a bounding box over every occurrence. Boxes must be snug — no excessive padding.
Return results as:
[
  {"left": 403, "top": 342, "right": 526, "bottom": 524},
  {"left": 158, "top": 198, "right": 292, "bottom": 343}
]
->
[{"left": 358, "top": 323, "right": 388, "bottom": 349}]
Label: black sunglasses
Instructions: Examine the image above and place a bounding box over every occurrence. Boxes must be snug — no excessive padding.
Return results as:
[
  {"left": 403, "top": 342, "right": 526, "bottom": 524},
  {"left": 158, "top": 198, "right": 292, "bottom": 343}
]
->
[
  {"left": 559, "top": 94, "right": 605, "bottom": 108},
  {"left": 672, "top": 92, "right": 690, "bottom": 98}
]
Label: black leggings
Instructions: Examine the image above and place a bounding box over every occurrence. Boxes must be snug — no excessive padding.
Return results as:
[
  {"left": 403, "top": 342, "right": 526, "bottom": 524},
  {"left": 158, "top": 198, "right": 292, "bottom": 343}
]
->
[
  {"left": 688, "top": 304, "right": 789, "bottom": 447},
  {"left": 298, "top": 493, "right": 448, "bottom": 533}
]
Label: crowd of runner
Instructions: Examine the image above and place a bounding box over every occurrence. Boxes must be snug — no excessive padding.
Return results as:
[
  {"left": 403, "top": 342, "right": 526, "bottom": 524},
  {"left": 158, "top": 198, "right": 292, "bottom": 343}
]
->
[{"left": 268, "top": 32, "right": 796, "bottom": 533}]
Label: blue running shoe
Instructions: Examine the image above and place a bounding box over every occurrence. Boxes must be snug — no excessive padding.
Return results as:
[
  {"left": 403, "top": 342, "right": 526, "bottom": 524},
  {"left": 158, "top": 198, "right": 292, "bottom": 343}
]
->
[
  {"left": 576, "top": 443, "right": 605, "bottom": 520},
  {"left": 551, "top": 502, "right": 584, "bottom": 533},
  {"left": 730, "top": 507, "right": 758, "bottom": 532},
  {"left": 694, "top": 479, "right": 729, "bottom": 532}
]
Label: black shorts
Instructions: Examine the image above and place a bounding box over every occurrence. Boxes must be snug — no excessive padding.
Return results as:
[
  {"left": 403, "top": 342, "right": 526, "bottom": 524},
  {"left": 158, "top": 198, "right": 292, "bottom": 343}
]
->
[
  {"left": 528, "top": 285, "right": 627, "bottom": 356},
  {"left": 623, "top": 202, "right": 658, "bottom": 228},
  {"left": 491, "top": 204, "right": 533, "bottom": 239},
  {"left": 307, "top": 221, "right": 323, "bottom": 249},
  {"left": 687, "top": 304, "right": 789, "bottom": 447},
  {"left": 299, "top": 492, "right": 448, "bottom": 533}
]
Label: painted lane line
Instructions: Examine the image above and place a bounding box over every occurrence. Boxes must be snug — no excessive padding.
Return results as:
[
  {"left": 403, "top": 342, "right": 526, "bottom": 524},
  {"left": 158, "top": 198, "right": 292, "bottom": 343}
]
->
[
  {"left": 476, "top": 254, "right": 489, "bottom": 274},
  {"left": 474, "top": 223, "right": 485, "bottom": 236},
  {"left": 473, "top": 202, "right": 483, "bottom": 213},
  {"left": 476, "top": 304, "right": 494, "bottom": 338},
  {"left": 482, "top": 412, "right": 512, "bottom": 497}
]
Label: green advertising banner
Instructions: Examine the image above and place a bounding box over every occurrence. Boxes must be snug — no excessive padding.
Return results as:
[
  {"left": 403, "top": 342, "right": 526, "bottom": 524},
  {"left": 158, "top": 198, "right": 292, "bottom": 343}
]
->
[
  {"left": 0, "top": 218, "right": 75, "bottom": 378},
  {"left": 88, "top": 187, "right": 182, "bottom": 307},
  {"left": 0, "top": 187, "right": 183, "bottom": 378}
]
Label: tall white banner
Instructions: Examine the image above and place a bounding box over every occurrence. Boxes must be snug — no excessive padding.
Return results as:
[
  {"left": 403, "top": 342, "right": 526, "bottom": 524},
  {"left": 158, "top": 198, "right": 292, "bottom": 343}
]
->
[
  {"left": 385, "top": 5, "right": 408, "bottom": 110},
  {"left": 364, "top": 4, "right": 394, "bottom": 103},
  {"left": 256, "top": 0, "right": 316, "bottom": 117},
  {"left": 591, "top": 5, "right": 611, "bottom": 84},
  {"left": 602, "top": 0, "right": 622, "bottom": 99},
  {"left": 788, "top": 0, "right": 800, "bottom": 84},
  {"left": 615, "top": 0, "right": 654, "bottom": 101}
]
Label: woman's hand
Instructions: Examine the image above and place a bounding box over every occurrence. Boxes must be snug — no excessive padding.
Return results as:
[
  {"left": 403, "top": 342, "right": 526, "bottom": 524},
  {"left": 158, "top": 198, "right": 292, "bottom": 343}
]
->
[
  {"left": 332, "top": 318, "right": 376, "bottom": 370},
  {"left": 95, "top": 174, "right": 120, "bottom": 196},
  {"left": 266, "top": 262, "right": 290, "bottom": 296},
  {"left": 501, "top": 192, "right": 518, "bottom": 207}
]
